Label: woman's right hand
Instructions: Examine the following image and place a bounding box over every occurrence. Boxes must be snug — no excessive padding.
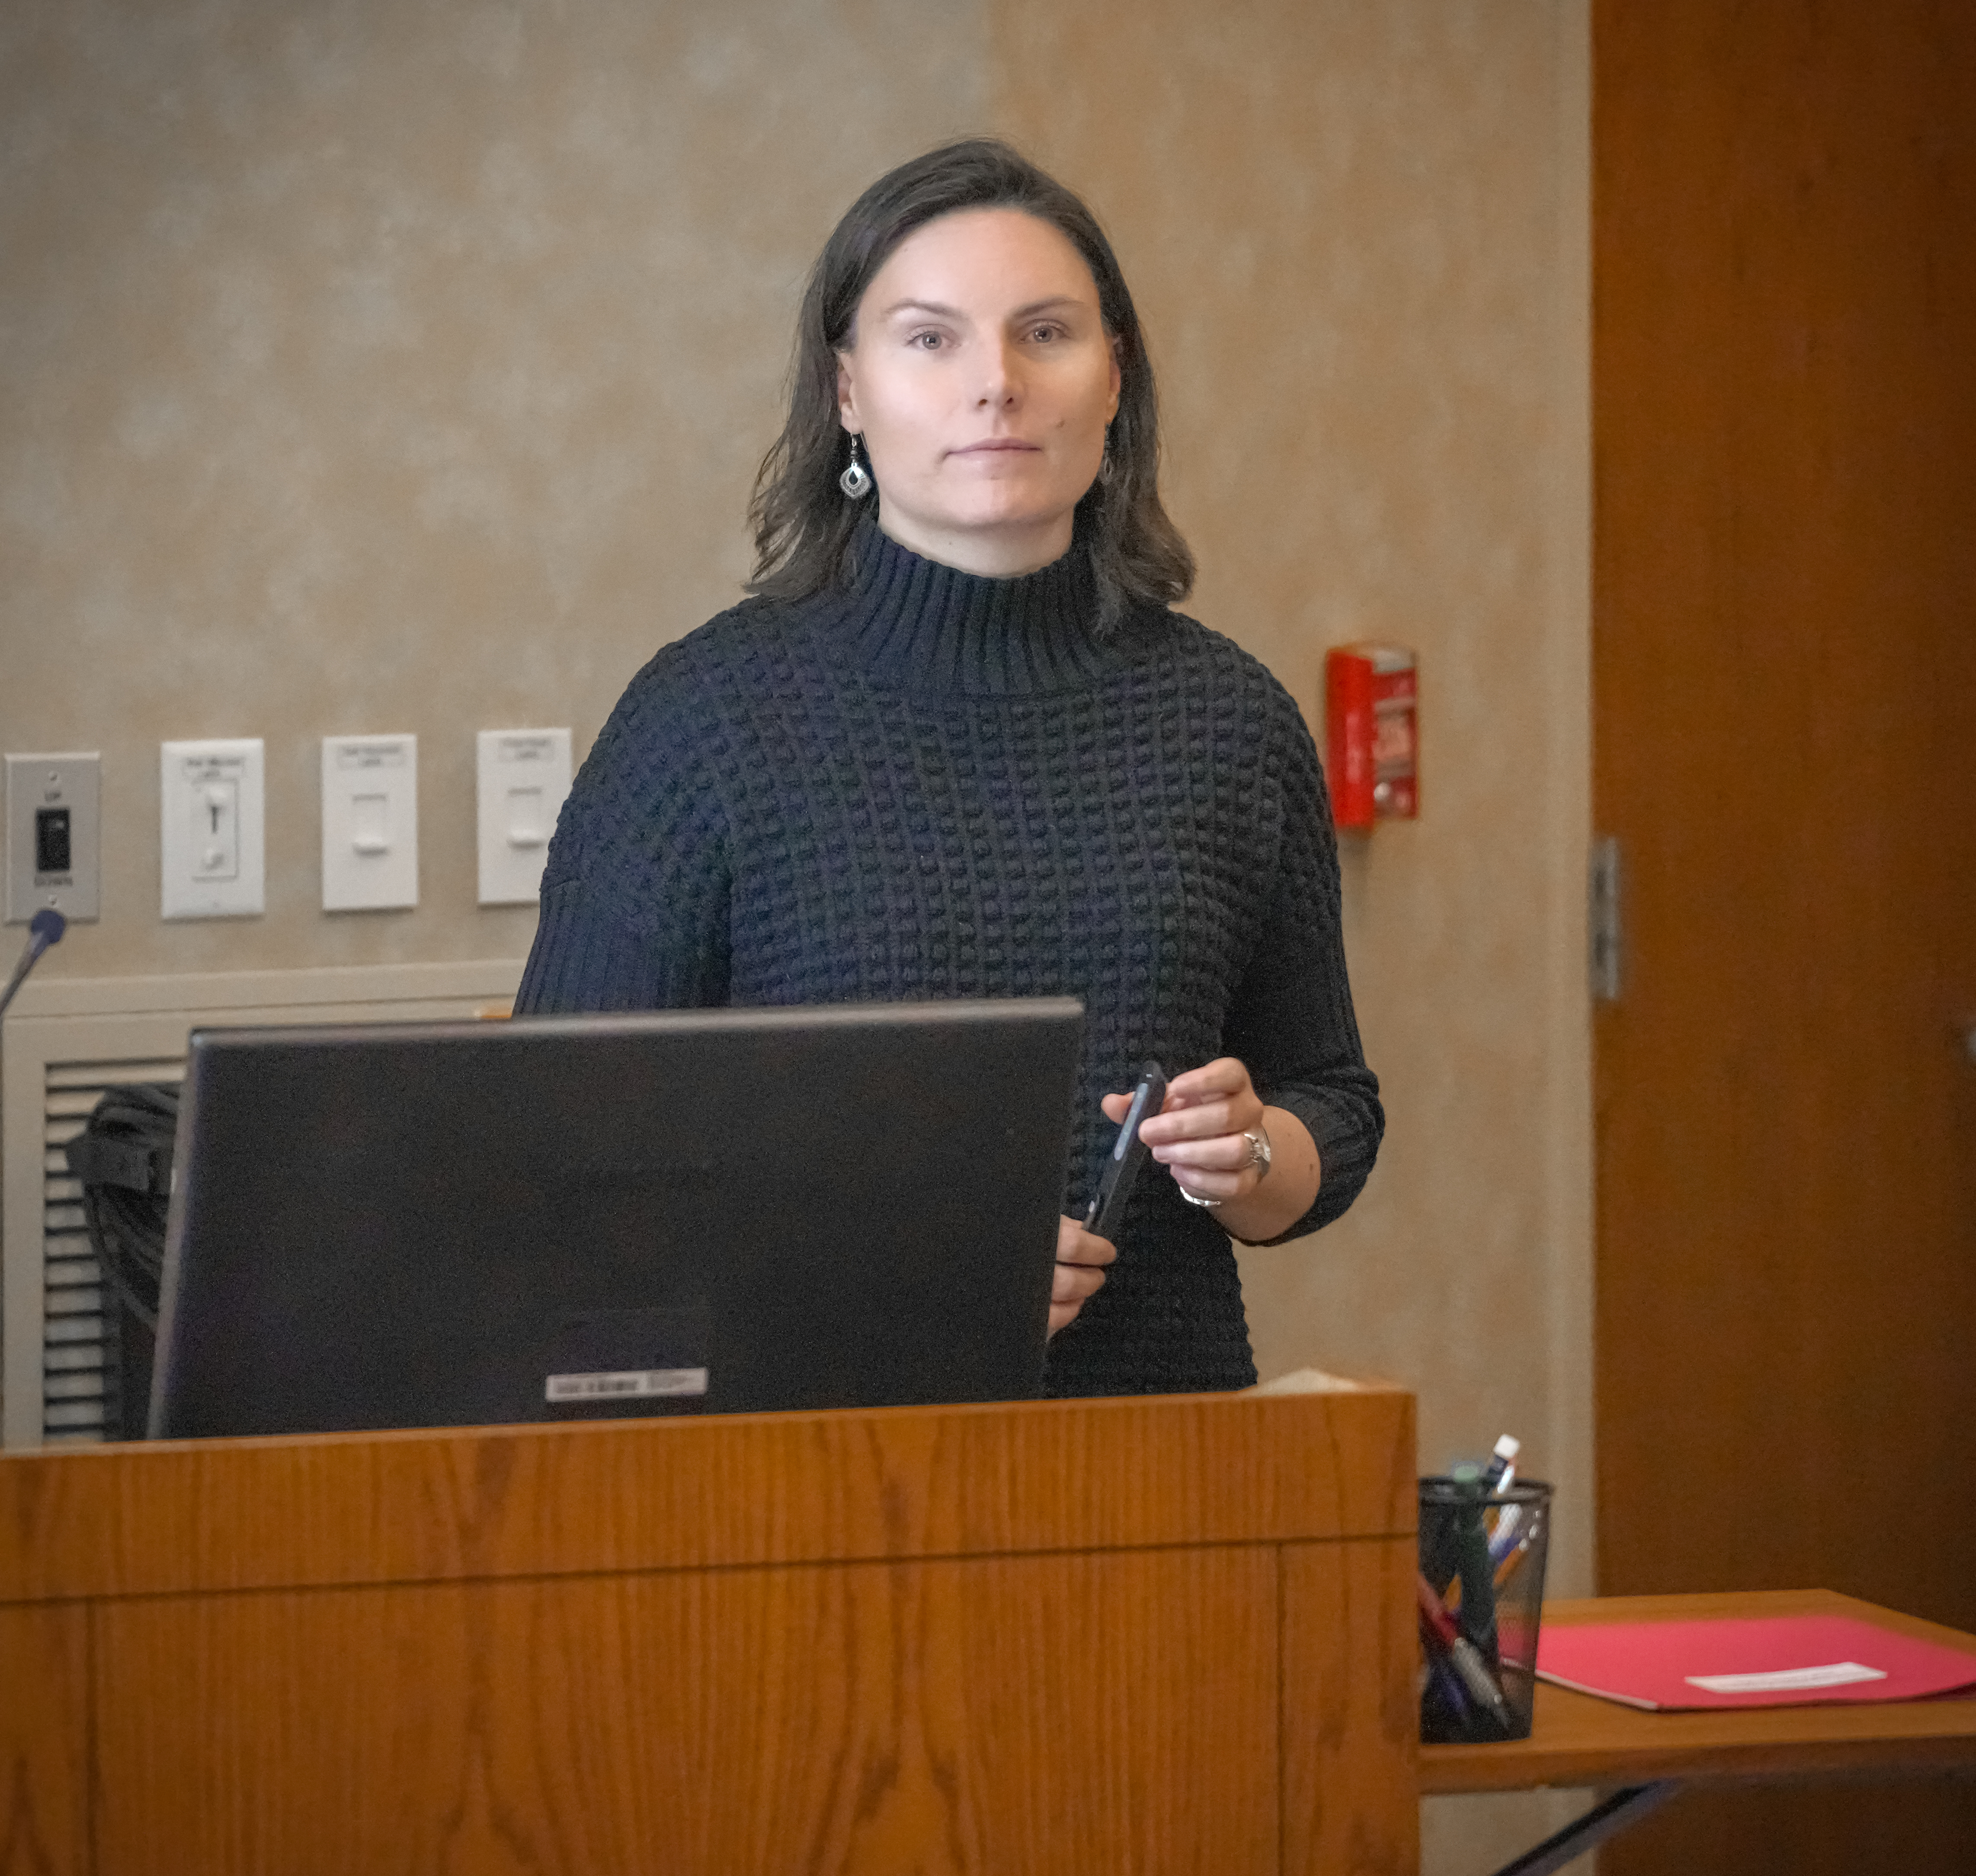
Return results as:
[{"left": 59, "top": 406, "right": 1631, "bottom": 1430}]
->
[{"left": 1050, "top": 1213, "right": 1118, "bottom": 1337}]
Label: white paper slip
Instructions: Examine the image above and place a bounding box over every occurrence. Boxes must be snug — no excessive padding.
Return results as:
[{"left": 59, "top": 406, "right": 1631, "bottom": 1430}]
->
[
  {"left": 1684, "top": 1661, "right": 1887, "bottom": 1695},
  {"left": 545, "top": 1367, "right": 709, "bottom": 1402}
]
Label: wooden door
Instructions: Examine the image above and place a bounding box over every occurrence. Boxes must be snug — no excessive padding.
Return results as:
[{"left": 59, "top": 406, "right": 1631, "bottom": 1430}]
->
[{"left": 1593, "top": 3, "right": 1976, "bottom": 1870}]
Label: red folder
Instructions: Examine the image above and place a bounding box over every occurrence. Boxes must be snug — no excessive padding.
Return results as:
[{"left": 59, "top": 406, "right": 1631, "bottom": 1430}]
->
[{"left": 1536, "top": 1614, "right": 1976, "bottom": 1711}]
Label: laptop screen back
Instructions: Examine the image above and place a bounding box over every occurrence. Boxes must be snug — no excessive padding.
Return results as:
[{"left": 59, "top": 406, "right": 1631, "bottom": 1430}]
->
[{"left": 150, "top": 998, "right": 1082, "bottom": 1438}]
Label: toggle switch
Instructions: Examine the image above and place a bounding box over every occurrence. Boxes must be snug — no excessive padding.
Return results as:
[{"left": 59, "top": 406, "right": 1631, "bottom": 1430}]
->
[
  {"left": 161, "top": 740, "right": 263, "bottom": 919},
  {"left": 322, "top": 734, "right": 418, "bottom": 910},
  {"left": 476, "top": 729, "right": 572, "bottom": 906},
  {"left": 7, "top": 752, "right": 101, "bottom": 924},
  {"left": 37, "top": 807, "right": 73, "bottom": 876},
  {"left": 193, "top": 779, "right": 240, "bottom": 880}
]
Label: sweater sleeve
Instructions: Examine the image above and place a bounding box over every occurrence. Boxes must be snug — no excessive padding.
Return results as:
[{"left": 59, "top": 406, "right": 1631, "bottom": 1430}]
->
[
  {"left": 1219, "top": 704, "right": 1384, "bottom": 1243},
  {"left": 513, "top": 647, "right": 732, "bottom": 1016}
]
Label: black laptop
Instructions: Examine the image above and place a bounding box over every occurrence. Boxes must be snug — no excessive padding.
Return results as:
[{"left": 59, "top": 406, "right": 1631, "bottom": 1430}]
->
[{"left": 150, "top": 998, "right": 1082, "bottom": 1439}]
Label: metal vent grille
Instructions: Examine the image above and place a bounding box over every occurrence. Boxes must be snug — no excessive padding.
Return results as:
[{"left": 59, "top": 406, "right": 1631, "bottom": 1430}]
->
[
  {"left": 3, "top": 959, "right": 522, "bottom": 1450},
  {"left": 40, "top": 1056, "right": 184, "bottom": 1444}
]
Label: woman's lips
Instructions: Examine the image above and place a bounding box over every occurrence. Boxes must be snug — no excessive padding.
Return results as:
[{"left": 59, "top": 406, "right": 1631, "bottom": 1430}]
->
[{"left": 951, "top": 439, "right": 1041, "bottom": 455}]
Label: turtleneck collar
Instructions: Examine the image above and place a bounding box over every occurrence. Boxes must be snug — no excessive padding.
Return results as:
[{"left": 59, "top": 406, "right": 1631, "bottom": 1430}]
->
[{"left": 831, "top": 518, "right": 1135, "bottom": 696}]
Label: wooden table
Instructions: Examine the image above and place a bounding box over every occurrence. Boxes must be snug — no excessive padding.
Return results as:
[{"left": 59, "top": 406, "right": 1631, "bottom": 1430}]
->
[{"left": 1419, "top": 1590, "right": 1976, "bottom": 1875}]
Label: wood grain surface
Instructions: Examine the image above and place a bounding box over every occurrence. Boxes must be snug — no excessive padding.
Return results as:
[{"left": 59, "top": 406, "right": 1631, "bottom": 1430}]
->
[
  {"left": 1593, "top": 3, "right": 1976, "bottom": 1863},
  {"left": 0, "top": 1605, "right": 89, "bottom": 1876},
  {"left": 0, "top": 1390, "right": 1419, "bottom": 1875},
  {"left": 1419, "top": 1591, "right": 1976, "bottom": 1794},
  {"left": 0, "top": 1387, "right": 1415, "bottom": 1603},
  {"left": 1280, "top": 1538, "right": 1419, "bottom": 1876},
  {"left": 94, "top": 1547, "right": 1281, "bottom": 1876},
  {"left": 1592, "top": 0, "right": 1976, "bottom": 1627}
]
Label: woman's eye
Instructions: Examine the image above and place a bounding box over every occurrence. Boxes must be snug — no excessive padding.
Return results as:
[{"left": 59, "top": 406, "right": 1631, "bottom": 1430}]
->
[
  {"left": 1028, "top": 323, "right": 1065, "bottom": 343},
  {"left": 910, "top": 330, "right": 944, "bottom": 350}
]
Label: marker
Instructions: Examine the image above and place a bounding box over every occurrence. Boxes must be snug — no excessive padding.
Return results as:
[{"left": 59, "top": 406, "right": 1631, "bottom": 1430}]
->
[
  {"left": 1483, "top": 1435, "right": 1523, "bottom": 1559},
  {"left": 1483, "top": 1434, "right": 1520, "bottom": 1492}
]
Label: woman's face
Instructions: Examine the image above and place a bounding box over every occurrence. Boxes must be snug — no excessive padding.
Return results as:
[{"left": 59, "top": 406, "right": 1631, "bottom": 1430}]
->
[{"left": 837, "top": 207, "right": 1121, "bottom": 579}]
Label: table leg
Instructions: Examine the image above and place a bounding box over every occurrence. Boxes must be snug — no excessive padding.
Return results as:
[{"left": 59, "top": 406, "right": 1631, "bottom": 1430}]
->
[{"left": 1483, "top": 1782, "right": 1678, "bottom": 1876}]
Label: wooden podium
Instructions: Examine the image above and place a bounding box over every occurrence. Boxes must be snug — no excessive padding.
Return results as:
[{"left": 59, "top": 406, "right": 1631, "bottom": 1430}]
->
[{"left": 0, "top": 1386, "right": 1418, "bottom": 1876}]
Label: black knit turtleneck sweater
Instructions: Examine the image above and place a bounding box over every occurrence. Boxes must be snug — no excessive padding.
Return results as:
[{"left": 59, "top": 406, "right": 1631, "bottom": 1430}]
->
[{"left": 515, "top": 526, "right": 1382, "bottom": 1396}]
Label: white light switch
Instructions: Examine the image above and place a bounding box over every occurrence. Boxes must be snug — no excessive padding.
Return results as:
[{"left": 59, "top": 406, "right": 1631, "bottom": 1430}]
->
[
  {"left": 322, "top": 734, "right": 418, "bottom": 911},
  {"left": 161, "top": 740, "right": 264, "bottom": 919},
  {"left": 476, "top": 728, "right": 572, "bottom": 906}
]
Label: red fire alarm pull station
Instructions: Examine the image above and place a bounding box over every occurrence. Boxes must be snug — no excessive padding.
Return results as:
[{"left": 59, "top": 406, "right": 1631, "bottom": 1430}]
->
[{"left": 1325, "top": 644, "right": 1419, "bottom": 832}]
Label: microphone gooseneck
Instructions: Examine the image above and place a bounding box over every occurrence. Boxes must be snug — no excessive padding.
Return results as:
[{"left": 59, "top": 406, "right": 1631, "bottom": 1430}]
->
[{"left": 0, "top": 907, "right": 67, "bottom": 1022}]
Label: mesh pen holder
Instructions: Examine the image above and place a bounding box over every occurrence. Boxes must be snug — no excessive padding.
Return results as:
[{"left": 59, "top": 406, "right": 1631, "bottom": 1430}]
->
[{"left": 1418, "top": 1475, "right": 1553, "bottom": 1743}]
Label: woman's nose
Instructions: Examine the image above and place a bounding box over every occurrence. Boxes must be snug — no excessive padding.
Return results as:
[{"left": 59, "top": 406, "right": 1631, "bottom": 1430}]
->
[{"left": 975, "top": 338, "right": 1021, "bottom": 407}]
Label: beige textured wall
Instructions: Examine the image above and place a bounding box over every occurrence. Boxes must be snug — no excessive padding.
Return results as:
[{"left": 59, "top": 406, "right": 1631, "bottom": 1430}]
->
[
  {"left": 0, "top": 0, "right": 988, "bottom": 973},
  {"left": 989, "top": 7, "right": 1591, "bottom": 1867}
]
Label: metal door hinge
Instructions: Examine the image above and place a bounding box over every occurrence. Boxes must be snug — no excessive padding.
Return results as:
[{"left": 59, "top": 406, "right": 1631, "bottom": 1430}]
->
[{"left": 1590, "top": 836, "right": 1623, "bottom": 1002}]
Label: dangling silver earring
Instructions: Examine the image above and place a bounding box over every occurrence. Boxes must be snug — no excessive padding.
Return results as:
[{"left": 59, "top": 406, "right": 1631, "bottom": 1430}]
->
[
  {"left": 839, "top": 434, "right": 873, "bottom": 500},
  {"left": 1097, "top": 432, "right": 1115, "bottom": 487}
]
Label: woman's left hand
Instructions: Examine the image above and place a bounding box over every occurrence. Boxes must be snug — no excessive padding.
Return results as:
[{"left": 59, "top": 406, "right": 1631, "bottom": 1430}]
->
[
  {"left": 1102, "top": 1056, "right": 1321, "bottom": 1244},
  {"left": 1108, "top": 1056, "right": 1268, "bottom": 1205}
]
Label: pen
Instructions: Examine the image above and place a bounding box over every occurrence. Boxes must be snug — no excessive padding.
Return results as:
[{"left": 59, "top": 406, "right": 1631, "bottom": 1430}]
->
[
  {"left": 1421, "top": 1651, "right": 1473, "bottom": 1729},
  {"left": 1416, "top": 1572, "right": 1511, "bottom": 1729},
  {"left": 1491, "top": 1520, "right": 1541, "bottom": 1589},
  {"left": 1443, "top": 1558, "right": 1537, "bottom": 1610}
]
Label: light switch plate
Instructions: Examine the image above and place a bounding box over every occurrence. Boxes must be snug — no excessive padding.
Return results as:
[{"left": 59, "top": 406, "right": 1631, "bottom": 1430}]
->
[
  {"left": 476, "top": 728, "right": 573, "bottom": 905},
  {"left": 322, "top": 734, "right": 419, "bottom": 911},
  {"left": 6, "top": 752, "right": 101, "bottom": 924},
  {"left": 161, "top": 740, "right": 265, "bottom": 919}
]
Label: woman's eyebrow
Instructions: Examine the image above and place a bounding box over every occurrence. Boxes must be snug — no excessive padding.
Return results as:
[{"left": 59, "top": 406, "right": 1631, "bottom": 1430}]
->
[{"left": 876, "top": 294, "right": 1089, "bottom": 321}]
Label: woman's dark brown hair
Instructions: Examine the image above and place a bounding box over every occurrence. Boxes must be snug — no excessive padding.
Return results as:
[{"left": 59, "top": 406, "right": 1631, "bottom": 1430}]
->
[{"left": 747, "top": 138, "right": 1194, "bottom": 633}]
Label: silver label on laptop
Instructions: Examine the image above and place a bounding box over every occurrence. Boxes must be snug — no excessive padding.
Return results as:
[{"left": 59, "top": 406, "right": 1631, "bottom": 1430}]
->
[{"left": 544, "top": 1367, "right": 709, "bottom": 1402}]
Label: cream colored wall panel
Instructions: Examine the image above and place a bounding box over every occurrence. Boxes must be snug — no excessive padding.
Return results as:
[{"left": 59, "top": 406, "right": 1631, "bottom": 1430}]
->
[{"left": 0, "top": 0, "right": 989, "bottom": 980}]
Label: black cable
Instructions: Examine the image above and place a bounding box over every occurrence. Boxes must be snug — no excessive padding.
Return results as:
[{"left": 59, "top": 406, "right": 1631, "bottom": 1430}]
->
[{"left": 66, "top": 1084, "right": 178, "bottom": 1330}]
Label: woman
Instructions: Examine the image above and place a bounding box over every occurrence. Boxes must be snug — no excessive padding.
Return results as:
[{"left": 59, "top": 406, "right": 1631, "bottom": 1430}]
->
[{"left": 516, "top": 139, "right": 1382, "bottom": 1395}]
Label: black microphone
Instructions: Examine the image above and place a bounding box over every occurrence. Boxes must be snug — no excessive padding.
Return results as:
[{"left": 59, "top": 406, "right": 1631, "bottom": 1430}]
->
[{"left": 0, "top": 907, "right": 67, "bottom": 1021}]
